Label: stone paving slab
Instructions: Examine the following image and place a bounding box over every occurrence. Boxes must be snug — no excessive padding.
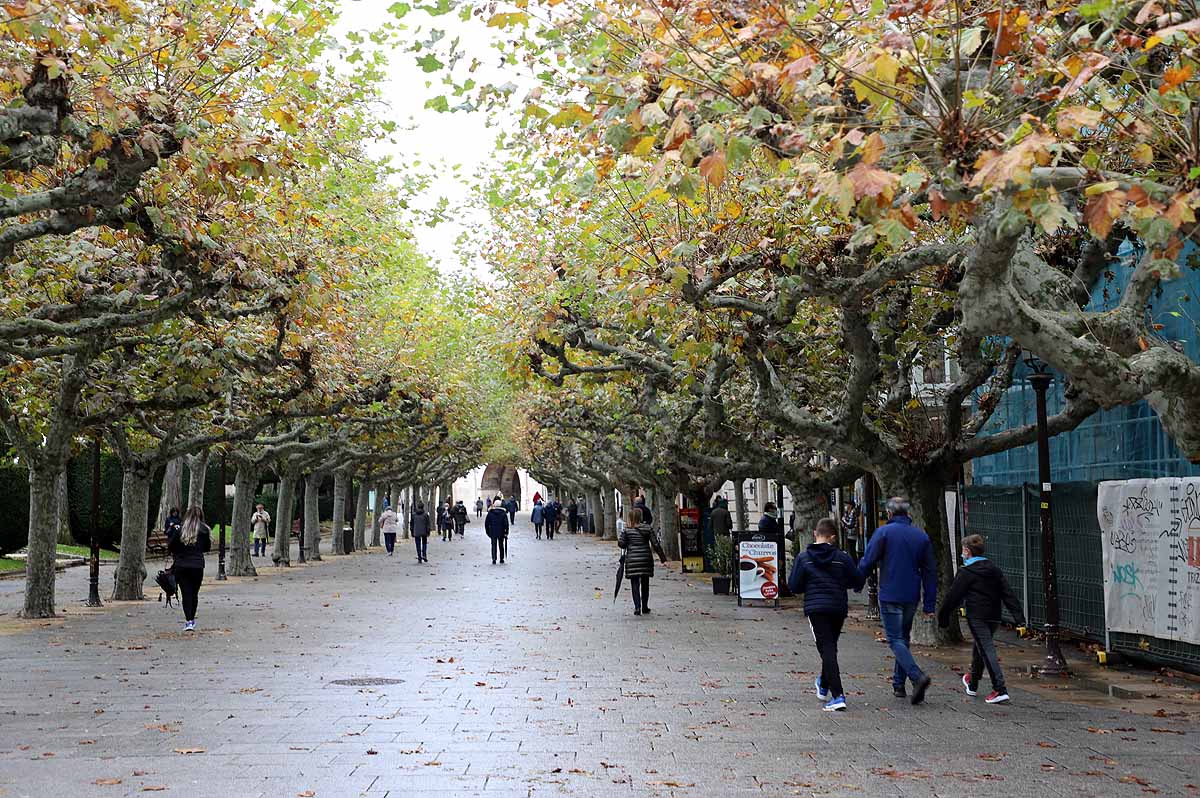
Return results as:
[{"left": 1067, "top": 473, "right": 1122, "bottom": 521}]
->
[{"left": 1, "top": 516, "right": 1198, "bottom": 798}]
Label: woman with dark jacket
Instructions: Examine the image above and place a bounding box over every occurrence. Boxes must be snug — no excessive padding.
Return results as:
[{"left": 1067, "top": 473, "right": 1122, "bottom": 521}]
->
[
  {"left": 410, "top": 502, "right": 431, "bottom": 562},
  {"left": 167, "top": 506, "right": 211, "bottom": 633},
  {"left": 484, "top": 499, "right": 510, "bottom": 564},
  {"left": 787, "top": 518, "right": 865, "bottom": 711},
  {"left": 618, "top": 508, "right": 667, "bottom": 615}
]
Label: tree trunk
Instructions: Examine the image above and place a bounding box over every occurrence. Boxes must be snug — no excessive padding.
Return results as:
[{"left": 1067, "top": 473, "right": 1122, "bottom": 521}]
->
[
  {"left": 401, "top": 485, "right": 411, "bottom": 539},
  {"left": 54, "top": 467, "right": 72, "bottom": 545},
  {"left": 602, "top": 485, "right": 618, "bottom": 540},
  {"left": 227, "top": 465, "right": 258, "bottom": 577},
  {"left": 370, "top": 481, "right": 383, "bottom": 547},
  {"left": 304, "top": 472, "right": 321, "bottom": 560},
  {"left": 655, "top": 486, "right": 681, "bottom": 561},
  {"left": 330, "top": 469, "right": 348, "bottom": 555},
  {"left": 273, "top": 474, "right": 295, "bottom": 566},
  {"left": 586, "top": 489, "right": 600, "bottom": 534},
  {"left": 23, "top": 465, "right": 60, "bottom": 618},
  {"left": 111, "top": 461, "right": 152, "bottom": 600},
  {"left": 155, "top": 457, "right": 184, "bottom": 533},
  {"left": 186, "top": 451, "right": 209, "bottom": 509},
  {"left": 354, "top": 475, "right": 369, "bottom": 550},
  {"left": 733, "top": 479, "right": 749, "bottom": 531}
]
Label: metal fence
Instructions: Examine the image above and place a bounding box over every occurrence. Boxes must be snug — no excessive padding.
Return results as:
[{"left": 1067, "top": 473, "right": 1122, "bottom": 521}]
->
[{"left": 963, "top": 483, "right": 1200, "bottom": 671}]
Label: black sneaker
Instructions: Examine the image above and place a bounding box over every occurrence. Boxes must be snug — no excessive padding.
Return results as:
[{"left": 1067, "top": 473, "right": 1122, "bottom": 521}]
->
[
  {"left": 642, "top": 608, "right": 651, "bottom": 615},
  {"left": 893, "top": 687, "right": 907, "bottom": 699},
  {"left": 634, "top": 609, "right": 642, "bottom": 616},
  {"left": 911, "top": 676, "right": 932, "bottom": 705}
]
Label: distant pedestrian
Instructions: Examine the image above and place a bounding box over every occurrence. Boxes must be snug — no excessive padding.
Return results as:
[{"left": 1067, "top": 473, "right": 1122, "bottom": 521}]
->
[
  {"left": 532, "top": 500, "right": 545, "bottom": 539},
  {"left": 633, "top": 495, "right": 653, "bottom": 524},
  {"left": 841, "top": 501, "right": 861, "bottom": 554},
  {"left": 618, "top": 508, "right": 667, "bottom": 616},
  {"left": 475, "top": 498, "right": 484, "bottom": 518},
  {"left": 758, "top": 502, "right": 783, "bottom": 535},
  {"left": 710, "top": 497, "right": 732, "bottom": 537},
  {"left": 380, "top": 505, "right": 400, "bottom": 555},
  {"left": 438, "top": 501, "right": 453, "bottom": 542},
  {"left": 532, "top": 490, "right": 542, "bottom": 505},
  {"left": 410, "top": 502, "right": 431, "bottom": 563},
  {"left": 543, "top": 499, "right": 558, "bottom": 540},
  {"left": 938, "top": 534, "right": 1027, "bottom": 705},
  {"left": 167, "top": 507, "right": 211, "bottom": 633},
  {"left": 251, "top": 503, "right": 271, "bottom": 557},
  {"left": 453, "top": 500, "right": 469, "bottom": 537},
  {"left": 163, "top": 507, "right": 183, "bottom": 539},
  {"left": 857, "top": 497, "right": 937, "bottom": 705},
  {"left": 567, "top": 498, "right": 579, "bottom": 533},
  {"left": 485, "top": 499, "right": 510, "bottom": 564},
  {"left": 504, "top": 496, "right": 518, "bottom": 525},
  {"left": 788, "top": 518, "right": 866, "bottom": 712}
]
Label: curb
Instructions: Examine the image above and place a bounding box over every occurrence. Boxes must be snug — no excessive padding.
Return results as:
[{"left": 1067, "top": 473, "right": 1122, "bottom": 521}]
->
[{"left": 0, "top": 558, "right": 117, "bottom": 582}]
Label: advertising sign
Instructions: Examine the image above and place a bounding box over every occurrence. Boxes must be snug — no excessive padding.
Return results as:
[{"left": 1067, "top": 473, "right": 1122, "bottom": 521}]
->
[
  {"left": 737, "top": 536, "right": 781, "bottom": 606},
  {"left": 1098, "top": 478, "right": 1200, "bottom": 645},
  {"left": 679, "top": 508, "right": 703, "bottom": 573}
]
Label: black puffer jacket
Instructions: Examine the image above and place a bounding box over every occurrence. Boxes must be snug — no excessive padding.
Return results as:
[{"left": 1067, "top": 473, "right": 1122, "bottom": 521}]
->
[
  {"left": 787, "top": 542, "right": 864, "bottom": 616},
  {"left": 167, "top": 523, "right": 211, "bottom": 570},
  {"left": 618, "top": 524, "right": 665, "bottom": 579},
  {"left": 937, "top": 558, "right": 1026, "bottom": 627},
  {"left": 484, "top": 507, "right": 510, "bottom": 539}
]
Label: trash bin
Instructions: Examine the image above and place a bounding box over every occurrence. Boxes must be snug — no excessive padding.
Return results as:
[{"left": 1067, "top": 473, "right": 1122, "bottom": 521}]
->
[{"left": 342, "top": 525, "right": 353, "bottom": 554}]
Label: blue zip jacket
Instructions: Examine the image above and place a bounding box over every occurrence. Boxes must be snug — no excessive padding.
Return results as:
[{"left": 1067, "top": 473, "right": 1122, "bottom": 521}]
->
[
  {"left": 856, "top": 514, "right": 938, "bottom": 612},
  {"left": 788, "top": 542, "right": 865, "bottom": 616}
]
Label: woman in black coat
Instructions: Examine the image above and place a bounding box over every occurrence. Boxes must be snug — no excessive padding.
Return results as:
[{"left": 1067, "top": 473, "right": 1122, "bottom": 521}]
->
[
  {"left": 484, "top": 499, "right": 510, "bottom": 564},
  {"left": 617, "top": 508, "right": 667, "bottom": 615},
  {"left": 167, "top": 506, "right": 211, "bottom": 633}
]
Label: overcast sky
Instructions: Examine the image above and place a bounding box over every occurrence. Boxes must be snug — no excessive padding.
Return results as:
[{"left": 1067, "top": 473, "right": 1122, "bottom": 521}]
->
[{"left": 336, "top": 1, "right": 526, "bottom": 280}]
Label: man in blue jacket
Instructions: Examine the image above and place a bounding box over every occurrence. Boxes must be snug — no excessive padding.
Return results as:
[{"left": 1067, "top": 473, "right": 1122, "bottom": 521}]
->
[{"left": 857, "top": 497, "right": 938, "bottom": 705}]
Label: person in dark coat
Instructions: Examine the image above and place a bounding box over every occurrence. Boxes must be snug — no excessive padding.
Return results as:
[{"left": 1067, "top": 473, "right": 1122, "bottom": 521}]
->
[
  {"left": 531, "top": 500, "right": 545, "bottom": 539},
  {"left": 410, "top": 502, "right": 431, "bottom": 562},
  {"left": 438, "top": 501, "right": 454, "bottom": 542},
  {"left": 485, "top": 499, "right": 510, "bottom": 564},
  {"left": 758, "top": 502, "right": 784, "bottom": 535},
  {"left": 938, "top": 534, "right": 1027, "bottom": 705},
  {"left": 167, "top": 506, "right": 211, "bottom": 632},
  {"left": 857, "top": 497, "right": 938, "bottom": 705},
  {"left": 542, "top": 500, "right": 557, "bottom": 540},
  {"left": 503, "top": 496, "right": 518, "bottom": 525},
  {"left": 475, "top": 498, "right": 484, "bottom": 518},
  {"left": 788, "top": 518, "right": 866, "bottom": 711},
  {"left": 567, "top": 499, "right": 579, "bottom": 533},
  {"left": 618, "top": 507, "right": 667, "bottom": 615},
  {"left": 452, "top": 500, "right": 469, "bottom": 537},
  {"left": 633, "top": 495, "right": 653, "bottom": 524},
  {"left": 710, "top": 498, "right": 732, "bottom": 537}
]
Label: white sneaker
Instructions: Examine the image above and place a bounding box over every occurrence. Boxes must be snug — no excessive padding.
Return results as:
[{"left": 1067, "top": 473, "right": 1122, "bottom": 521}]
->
[{"left": 184, "top": 621, "right": 195, "bottom": 633}]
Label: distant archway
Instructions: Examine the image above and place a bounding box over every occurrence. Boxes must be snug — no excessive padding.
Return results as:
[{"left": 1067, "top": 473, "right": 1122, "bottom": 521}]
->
[{"left": 480, "top": 464, "right": 522, "bottom": 507}]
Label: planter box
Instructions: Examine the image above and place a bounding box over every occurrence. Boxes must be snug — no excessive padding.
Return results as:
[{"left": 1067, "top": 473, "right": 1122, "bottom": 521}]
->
[{"left": 712, "top": 575, "right": 731, "bottom": 595}]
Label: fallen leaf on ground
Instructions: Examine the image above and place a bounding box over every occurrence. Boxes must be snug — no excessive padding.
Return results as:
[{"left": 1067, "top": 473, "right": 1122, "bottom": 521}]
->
[
  {"left": 173, "top": 748, "right": 205, "bottom": 754},
  {"left": 978, "top": 753, "right": 1005, "bottom": 761},
  {"left": 297, "top": 792, "right": 315, "bottom": 797},
  {"left": 93, "top": 778, "right": 122, "bottom": 785},
  {"left": 1151, "top": 727, "right": 1184, "bottom": 734},
  {"left": 141, "top": 787, "right": 166, "bottom": 792}
]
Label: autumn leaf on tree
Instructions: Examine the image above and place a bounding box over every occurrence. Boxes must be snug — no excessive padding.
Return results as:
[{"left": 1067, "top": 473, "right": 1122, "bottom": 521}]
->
[
  {"left": 698, "top": 152, "right": 727, "bottom": 187},
  {"left": 1083, "top": 187, "right": 1127, "bottom": 239}
]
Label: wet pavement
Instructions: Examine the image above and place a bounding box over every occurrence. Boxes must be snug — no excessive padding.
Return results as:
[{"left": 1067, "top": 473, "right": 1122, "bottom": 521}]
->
[{"left": 1, "top": 514, "right": 1198, "bottom": 797}]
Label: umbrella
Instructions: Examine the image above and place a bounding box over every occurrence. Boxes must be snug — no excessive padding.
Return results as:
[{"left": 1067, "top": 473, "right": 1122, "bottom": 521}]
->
[{"left": 612, "top": 554, "right": 625, "bottom": 603}]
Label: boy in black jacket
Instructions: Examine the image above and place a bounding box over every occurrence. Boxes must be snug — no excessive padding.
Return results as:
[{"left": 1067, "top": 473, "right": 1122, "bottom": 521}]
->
[
  {"left": 937, "top": 534, "right": 1027, "bottom": 704},
  {"left": 788, "top": 518, "right": 866, "bottom": 712}
]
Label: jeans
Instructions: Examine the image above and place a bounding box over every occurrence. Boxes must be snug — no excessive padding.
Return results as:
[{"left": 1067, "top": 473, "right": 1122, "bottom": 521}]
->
[
  {"left": 384, "top": 533, "right": 396, "bottom": 553},
  {"left": 491, "top": 535, "right": 508, "bottom": 562},
  {"left": 808, "top": 613, "right": 846, "bottom": 699},
  {"left": 253, "top": 538, "right": 267, "bottom": 556},
  {"left": 535, "top": 522, "right": 543, "bottom": 538},
  {"left": 175, "top": 567, "right": 203, "bottom": 622},
  {"left": 414, "top": 536, "right": 428, "bottom": 560},
  {"left": 879, "top": 601, "right": 926, "bottom": 689},
  {"left": 630, "top": 576, "right": 650, "bottom": 610},
  {"left": 967, "top": 618, "right": 1006, "bottom": 693}
]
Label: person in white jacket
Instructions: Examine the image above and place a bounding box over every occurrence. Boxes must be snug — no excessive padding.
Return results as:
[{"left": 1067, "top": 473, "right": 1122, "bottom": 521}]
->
[
  {"left": 251, "top": 504, "right": 272, "bottom": 557},
  {"left": 380, "top": 506, "right": 400, "bottom": 555}
]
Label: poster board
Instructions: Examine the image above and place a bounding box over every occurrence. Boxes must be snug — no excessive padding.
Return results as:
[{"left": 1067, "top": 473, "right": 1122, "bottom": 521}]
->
[
  {"left": 1097, "top": 478, "right": 1200, "bottom": 645},
  {"left": 736, "top": 531, "right": 783, "bottom": 607},
  {"left": 679, "top": 507, "right": 703, "bottom": 573}
]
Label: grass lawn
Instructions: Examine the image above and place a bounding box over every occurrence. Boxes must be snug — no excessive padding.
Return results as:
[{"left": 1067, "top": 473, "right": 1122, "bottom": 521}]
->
[
  {"left": 0, "top": 557, "right": 23, "bottom": 573},
  {"left": 56, "top": 544, "right": 119, "bottom": 560}
]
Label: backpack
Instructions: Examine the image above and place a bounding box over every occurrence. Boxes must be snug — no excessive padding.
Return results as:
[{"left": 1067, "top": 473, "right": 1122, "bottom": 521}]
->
[{"left": 155, "top": 566, "right": 177, "bottom": 606}]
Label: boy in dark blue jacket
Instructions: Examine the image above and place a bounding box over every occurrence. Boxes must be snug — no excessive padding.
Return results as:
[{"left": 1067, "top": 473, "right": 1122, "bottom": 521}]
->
[{"left": 788, "top": 518, "right": 866, "bottom": 711}]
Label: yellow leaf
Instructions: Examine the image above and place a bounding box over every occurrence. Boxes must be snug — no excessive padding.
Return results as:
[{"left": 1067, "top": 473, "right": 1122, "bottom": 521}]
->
[{"left": 874, "top": 51, "right": 900, "bottom": 85}]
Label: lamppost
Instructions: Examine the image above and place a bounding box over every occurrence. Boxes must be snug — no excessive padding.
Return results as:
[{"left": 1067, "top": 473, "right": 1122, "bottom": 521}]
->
[
  {"left": 86, "top": 434, "right": 102, "bottom": 608},
  {"left": 216, "top": 454, "right": 227, "bottom": 581},
  {"left": 1024, "top": 351, "right": 1069, "bottom": 676}
]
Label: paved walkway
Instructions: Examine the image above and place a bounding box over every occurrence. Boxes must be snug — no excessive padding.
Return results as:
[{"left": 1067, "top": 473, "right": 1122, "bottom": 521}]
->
[{"left": 0, "top": 514, "right": 1197, "bottom": 798}]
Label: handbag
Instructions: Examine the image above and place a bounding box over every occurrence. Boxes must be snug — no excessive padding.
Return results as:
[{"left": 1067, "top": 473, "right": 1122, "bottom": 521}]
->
[{"left": 155, "top": 566, "right": 177, "bottom": 606}]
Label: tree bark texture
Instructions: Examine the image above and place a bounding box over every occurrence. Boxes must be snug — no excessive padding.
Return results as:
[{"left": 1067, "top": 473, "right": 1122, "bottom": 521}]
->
[
  {"left": 304, "top": 472, "right": 321, "bottom": 560},
  {"left": 54, "top": 467, "right": 72, "bottom": 545},
  {"left": 654, "top": 487, "right": 681, "bottom": 561},
  {"left": 155, "top": 457, "right": 184, "bottom": 533},
  {"left": 330, "top": 469, "right": 348, "bottom": 555},
  {"left": 370, "top": 481, "right": 383, "bottom": 548},
  {"left": 272, "top": 475, "right": 295, "bottom": 566},
  {"left": 112, "top": 463, "right": 153, "bottom": 600},
  {"left": 733, "top": 480, "right": 749, "bottom": 532},
  {"left": 354, "top": 475, "right": 369, "bottom": 550},
  {"left": 186, "top": 451, "right": 209, "bottom": 509},
  {"left": 227, "top": 465, "right": 258, "bottom": 577},
  {"left": 401, "top": 485, "right": 411, "bottom": 539},
  {"left": 23, "top": 466, "right": 60, "bottom": 618},
  {"left": 602, "top": 485, "right": 618, "bottom": 540}
]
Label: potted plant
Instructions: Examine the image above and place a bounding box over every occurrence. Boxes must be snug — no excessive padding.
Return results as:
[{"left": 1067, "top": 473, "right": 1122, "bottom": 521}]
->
[{"left": 707, "top": 534, "right": 734, "bottom": 595}]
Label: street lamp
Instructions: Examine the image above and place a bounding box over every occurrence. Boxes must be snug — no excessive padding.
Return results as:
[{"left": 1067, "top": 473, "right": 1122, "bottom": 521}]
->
[{"left": 1024, "top": 351, "right": 1068, "bottom": 676}]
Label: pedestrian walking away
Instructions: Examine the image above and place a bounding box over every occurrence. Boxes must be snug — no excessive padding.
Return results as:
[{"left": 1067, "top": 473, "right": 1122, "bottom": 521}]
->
[
  {"left": 617, "top": 507, "right": 667, "bottom": 615},
  {"left": 857, "top": 496, "right": 938, "bottom": 704},
  {"left": 532, "top": 499, "right": 545, "bottom": 539},
  {"left": 380, "top": 505, "right": 400, "bottom": 555},
  {"left": 567, "top": 498, "right": 579, "bottom": 533},
  {"left": 410, "top": 502, "right": 431, "bottom": 562},
  {"left": 633, "top": 495, "right": 653, "bottom": 525},
  {"left": 504, "top": 496, "right": 518, "bottom": 525},
  {"left": 475, "top": 497, "right": 484, "bottom": 518},
  {"left": 251, "top": 503, "right": 271, "bottom": 557},
  {"left": 453, "top": 500, "right": 469, "bottom": 537},
  {"left": 937, "top": 534, "right": 1028, "bottom": 705},
  {"left": 485, "top": 499, "right": 510, "bottom": 564},
  {"left": 543, "top": 499, "right": 557, "bottom": 541},
  {"left": 550, "top": 498, "right": 563, "bottom": 538},
  {"left": 710, "top": 497, "right": 732, "bottom": 538},
  {"left": 788, "top": 518, "right": 866, "bottom": 712},
  {"left": 167, "top": 506, "right": 212, "bottom": 632}
]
